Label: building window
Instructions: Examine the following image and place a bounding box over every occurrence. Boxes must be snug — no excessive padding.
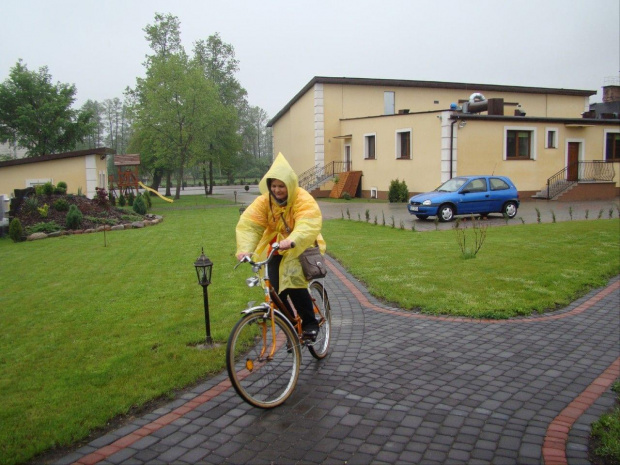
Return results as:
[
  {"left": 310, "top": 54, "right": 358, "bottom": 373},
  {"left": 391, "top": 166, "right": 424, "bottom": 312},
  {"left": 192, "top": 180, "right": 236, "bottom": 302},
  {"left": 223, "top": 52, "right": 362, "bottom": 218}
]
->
[
  {"left": 384, "top": 91, "right": 395, "bottom": 115},
  {"left": 364, "top": 134, "right": 376, "bottom": 159},
  {"left": 505, "top": 128, "right": 536, "bottom": 160},
  {"left": 396, "top": 129, "right": 411, "bottom": 159},
  {"left": 545, "top": 128, "right": 558, "bottom": 149},
  {"left": 605, "top": 131, "right": 620, "bottom": 161}
]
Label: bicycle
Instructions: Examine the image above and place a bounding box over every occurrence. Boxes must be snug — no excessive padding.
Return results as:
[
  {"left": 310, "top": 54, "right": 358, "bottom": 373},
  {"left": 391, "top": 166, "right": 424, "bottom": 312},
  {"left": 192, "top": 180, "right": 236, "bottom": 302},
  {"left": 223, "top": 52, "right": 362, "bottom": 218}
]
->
[{"left": 226, "top": 243, "right": 331, "bottom": 408}]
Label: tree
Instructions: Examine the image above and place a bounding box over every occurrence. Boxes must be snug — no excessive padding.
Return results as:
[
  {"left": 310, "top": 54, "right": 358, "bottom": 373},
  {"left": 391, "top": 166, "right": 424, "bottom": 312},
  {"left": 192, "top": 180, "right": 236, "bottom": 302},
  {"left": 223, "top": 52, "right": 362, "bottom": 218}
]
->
[
  {"left": 0, "top": 60, "right": 94, "bottom": 157},
  {"left": 129, "top": 53, "right": 224, "bottom": 200}
]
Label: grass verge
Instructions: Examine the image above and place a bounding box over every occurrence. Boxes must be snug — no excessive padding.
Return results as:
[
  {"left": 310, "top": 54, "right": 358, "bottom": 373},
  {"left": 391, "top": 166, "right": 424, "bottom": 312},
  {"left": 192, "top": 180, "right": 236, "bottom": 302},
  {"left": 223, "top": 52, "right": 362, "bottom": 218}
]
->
[{"left": 0, "top": 209, "right": 618, "bottom": 464}]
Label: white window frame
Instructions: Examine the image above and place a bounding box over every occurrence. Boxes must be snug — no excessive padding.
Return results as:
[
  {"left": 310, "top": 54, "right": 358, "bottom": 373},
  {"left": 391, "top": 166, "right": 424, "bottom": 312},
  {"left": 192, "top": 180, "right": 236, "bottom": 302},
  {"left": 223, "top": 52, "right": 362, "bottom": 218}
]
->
[
  {"left": 384, "top": 91, "right": 395, "bottom": 115},
  {"left": 545, "top": 127, "right": 558, "bottom": 149},
  {"left": 26, "top": 178, "right": 53, "bottom": 187},
  {"left": 503, "top": 126, "right": 537, "bottom": 160},
  {"left": 395, "top": 128, "right": 412, "bottom": 160},
  {"left": 364, "top": 133, "right": 377, "bottom": 160}
]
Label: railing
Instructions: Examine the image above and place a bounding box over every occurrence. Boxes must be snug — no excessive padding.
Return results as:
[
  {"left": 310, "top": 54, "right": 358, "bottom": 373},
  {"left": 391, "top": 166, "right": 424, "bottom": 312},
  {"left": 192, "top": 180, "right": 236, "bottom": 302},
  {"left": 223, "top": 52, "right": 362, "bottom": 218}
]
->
[
  {"left": 298, "top": 161, "right": 350, "bottom": 191},
  {"left": 546, "top": 161, "right": 615, "bottom": 199}
]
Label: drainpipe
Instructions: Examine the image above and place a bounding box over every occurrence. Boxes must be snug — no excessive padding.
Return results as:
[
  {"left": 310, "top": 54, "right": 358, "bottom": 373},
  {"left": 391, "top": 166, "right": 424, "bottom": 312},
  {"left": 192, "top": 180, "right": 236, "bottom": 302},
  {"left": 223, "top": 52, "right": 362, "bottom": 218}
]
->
[{"left": 449, "top": 118, "right": 458, "bottom": 179}]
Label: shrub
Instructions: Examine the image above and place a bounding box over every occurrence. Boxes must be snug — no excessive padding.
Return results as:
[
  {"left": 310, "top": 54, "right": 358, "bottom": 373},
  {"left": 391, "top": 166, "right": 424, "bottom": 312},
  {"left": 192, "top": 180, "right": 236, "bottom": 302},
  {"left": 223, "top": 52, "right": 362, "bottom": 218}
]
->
[
  {"left": 9, "top": 218, "right": 23, "bottom": 242},
  {"left": 42, "top": 182, "right": 54, "bottom": 195},
  {"left": 388, "top": 179, "right": 409, "bottom": 203},
  {"left": 35, "top": 185, "right": 45, "bottom": 195},
  {"left": 108, "top": 192, "right": 116, "bottom": 206},
  {"left": 57, "top": 181, "right": 67, "bottom": 190},
  {"left": 141, "top": 191, "right": 152, "bottom": 209},
  {"left": 341, "top": 192, "right": 352, "bottom": 200},
  {"left": 118, "top": 194, "right": 126, "bottom": 207},
  {"left": 53, "top": 198, "right": 70, "bottom": 212},
  {"left": 26, "top": 221, "right": 62, "bottom": 235},
  {"left": 37, "top": 204, "right": 49, "bottom": 218},
  {"left": 133, "top": 195, "right": 147, "bottom": 215},
  {"left": 23, "top": 196, "right": 38, "bottom": 213},
  {"left": 65, "top": 205, "right": 83, "bottom": 230},
  {"left": 53, "top": 186, "right": 67, "bottom": 195},
  {"left": 127, "top": 192, "right": 135, "bottom": 206},
  {"left": 94, "top": 187, "right": 110, "bottom": 208}
]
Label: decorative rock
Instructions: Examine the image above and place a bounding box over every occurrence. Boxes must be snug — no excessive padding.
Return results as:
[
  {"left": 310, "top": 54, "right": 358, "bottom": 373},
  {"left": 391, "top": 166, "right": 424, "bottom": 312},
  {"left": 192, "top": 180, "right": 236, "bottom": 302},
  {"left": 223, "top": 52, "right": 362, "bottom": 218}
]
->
[
  {"left": 27, "top": 232, "right": 48, "bottom": 241},
  {"left": 47, "top": 231, "right": 62, "bottom": 238},
  {"left": 131, "top": 222, "right": 144, "bottom": 229},
  {"left": 84, "top": 229, "right": 96, "bottom": 234},
  {"left": 110, "top": 225, "right": 125, "bottom": 231}
]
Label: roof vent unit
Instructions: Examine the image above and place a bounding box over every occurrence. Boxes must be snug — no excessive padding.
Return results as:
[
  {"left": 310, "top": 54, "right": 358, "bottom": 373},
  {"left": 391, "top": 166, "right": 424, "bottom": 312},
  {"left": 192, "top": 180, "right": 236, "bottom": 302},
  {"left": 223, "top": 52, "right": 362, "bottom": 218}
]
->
[{"left": 462, "top": 93, "right": 488, "bottom": 114}]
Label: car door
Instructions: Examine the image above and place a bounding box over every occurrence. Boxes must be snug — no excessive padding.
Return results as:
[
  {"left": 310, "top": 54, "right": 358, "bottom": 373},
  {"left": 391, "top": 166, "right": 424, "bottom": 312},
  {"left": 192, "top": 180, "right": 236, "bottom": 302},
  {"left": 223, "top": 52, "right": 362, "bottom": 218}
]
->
[
  {"left": 487, "top": 177, "right": 514, "bottom": 212},
  {"left": 457, "top": 178, "right": 490, "bottom": 214}
]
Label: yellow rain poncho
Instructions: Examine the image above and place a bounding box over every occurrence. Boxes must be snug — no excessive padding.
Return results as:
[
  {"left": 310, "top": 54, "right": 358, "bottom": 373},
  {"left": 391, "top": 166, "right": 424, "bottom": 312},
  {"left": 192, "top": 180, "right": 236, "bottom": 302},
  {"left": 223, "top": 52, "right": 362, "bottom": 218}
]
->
[{"left": 236, "top": 153, "right": 326, "bottom": 291}]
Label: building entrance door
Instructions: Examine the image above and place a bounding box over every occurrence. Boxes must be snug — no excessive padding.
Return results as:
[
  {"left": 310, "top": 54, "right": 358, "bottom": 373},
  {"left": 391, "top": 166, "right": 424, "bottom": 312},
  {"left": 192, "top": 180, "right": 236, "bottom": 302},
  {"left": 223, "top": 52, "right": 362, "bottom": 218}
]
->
[{"left": 567, "top": 142, "right": 580, "bottom": 181}]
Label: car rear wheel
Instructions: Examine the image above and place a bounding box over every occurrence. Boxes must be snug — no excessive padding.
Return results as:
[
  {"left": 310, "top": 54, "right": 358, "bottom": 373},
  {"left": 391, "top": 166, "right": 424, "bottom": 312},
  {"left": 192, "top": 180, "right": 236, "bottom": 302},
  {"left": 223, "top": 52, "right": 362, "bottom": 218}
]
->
[
  {"left": 438, "top": 204, "right": 455, "bottom": 222},
  {"left": 503, "top": 201, "right": 518, "bottom": 219},
  {"left": 415, "top": 214, "right": 429, "bottom": 220}
]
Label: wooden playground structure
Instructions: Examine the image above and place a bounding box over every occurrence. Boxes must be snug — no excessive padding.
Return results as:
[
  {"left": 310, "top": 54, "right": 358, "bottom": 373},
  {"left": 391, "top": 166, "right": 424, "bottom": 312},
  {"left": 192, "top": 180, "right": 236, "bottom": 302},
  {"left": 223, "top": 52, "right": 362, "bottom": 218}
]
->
[{"left": 108, "top": 154, "right": 140, "bottom": 198}]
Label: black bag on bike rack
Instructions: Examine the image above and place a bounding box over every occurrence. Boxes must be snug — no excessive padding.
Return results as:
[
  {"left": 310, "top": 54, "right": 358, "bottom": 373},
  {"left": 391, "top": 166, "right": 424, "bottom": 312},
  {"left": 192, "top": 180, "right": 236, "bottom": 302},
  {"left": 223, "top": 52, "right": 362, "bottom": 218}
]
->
[{"left": 299, "top": 245, "right": 327, "bottom": 280}]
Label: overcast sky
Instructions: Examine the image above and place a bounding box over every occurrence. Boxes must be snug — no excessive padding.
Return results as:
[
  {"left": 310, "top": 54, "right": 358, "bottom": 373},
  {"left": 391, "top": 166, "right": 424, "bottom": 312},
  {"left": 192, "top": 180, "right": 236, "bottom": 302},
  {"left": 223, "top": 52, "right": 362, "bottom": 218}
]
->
[{"left": 1, "top": 0, "right": 618, "bottom": 118}]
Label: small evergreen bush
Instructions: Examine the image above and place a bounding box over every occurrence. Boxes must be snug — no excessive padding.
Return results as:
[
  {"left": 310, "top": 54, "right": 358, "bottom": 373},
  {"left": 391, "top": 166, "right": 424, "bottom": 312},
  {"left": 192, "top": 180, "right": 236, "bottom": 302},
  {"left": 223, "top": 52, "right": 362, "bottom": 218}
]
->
[
  {"left": 118, "top": 194, "right": 126, "bottom": 207},
  {"left": 53, "top": 198, "right": 70, "bottom": 212},
  {"left": 133, "top": 195, "right": 147, "bottom": 215},
  {"left": 388, "top": 179, "right": 409, "bottom": 202},
  {"left": 26, "top": 221, "right": 62, "bottom": 235},
  {"left": 65, "top": 205, "right": 83, "bottom": 230},
  {"left": 108, "top": 192, "right": 116, "bottom": 206},
  {"left": 23, "top": 196, "right": 39, "bottom": 213},
  {"left": 57, "top": 181, "right": 68, "bottom": 190},
  {"left": 42, "top": 182, "right": 54, "bottom": 195},
  {"left": 53, "top": 186, "right": 67, "bottom": 195},
  {"left": 37, "top": 204, "right": 49, "bottom": 218},
  {"left": 9, "top": 218, "right": 23, "bottom": 242},
  {"left": 94, "top": 187, "right": 110, "bottom": 208},
  {"left": 141, "top": 191, "right": 152, "bottom": 209},
  {"left": 127, "top": 192, "right": 135, "bottom": 206}
]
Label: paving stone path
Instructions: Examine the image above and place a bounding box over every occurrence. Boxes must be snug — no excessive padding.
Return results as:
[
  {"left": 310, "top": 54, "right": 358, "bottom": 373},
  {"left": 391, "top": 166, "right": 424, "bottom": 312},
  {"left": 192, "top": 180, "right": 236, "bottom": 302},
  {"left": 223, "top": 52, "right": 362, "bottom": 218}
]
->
[{"left": 58, "top": 259, "right": 619, "bottom": 465}]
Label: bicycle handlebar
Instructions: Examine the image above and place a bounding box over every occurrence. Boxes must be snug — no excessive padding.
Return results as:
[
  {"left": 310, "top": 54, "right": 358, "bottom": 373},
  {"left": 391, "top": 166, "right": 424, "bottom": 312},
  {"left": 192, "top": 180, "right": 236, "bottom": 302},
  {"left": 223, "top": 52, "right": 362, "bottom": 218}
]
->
[{"left": 235, "top": 241, "right": 296, "bottom": 269}]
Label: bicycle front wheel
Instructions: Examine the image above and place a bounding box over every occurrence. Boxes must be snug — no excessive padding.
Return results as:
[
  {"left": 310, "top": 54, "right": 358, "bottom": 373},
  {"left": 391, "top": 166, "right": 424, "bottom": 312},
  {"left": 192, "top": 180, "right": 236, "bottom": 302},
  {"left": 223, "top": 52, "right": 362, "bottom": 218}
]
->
[
  {"left": 308, "top": 281, "right": 331, "bottom": 360},
  {"left": 226, "top": 311, "right": 301, "bottom": 408}
]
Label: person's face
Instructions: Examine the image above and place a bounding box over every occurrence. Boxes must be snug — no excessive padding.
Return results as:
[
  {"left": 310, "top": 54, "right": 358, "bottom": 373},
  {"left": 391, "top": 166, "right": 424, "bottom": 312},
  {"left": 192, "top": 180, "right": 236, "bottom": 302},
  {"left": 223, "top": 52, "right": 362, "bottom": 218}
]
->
[{"left": 270, "top": 179, "right": 288, "bottom": 201}]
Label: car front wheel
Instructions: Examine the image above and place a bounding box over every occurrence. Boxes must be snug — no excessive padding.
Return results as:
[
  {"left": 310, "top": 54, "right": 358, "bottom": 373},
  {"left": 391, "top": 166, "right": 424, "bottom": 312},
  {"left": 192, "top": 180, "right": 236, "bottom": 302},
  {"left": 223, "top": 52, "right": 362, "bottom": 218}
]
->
[
  {"left": 503, "top": 201, "right": 518, "bottom": 219},
  {"left": 438, "top": 204, "right": 455, "bottom": 222},
  {"left": 415, "top": 214, "right": 429, "bottom": 220}
]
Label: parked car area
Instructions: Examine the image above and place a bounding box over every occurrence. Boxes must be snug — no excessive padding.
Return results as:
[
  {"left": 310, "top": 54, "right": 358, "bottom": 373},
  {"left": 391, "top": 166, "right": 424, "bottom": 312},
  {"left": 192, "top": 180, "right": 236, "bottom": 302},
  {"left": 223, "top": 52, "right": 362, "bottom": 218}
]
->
[{"left": 407, "top": 175, "right": 520, "bottom": 222}]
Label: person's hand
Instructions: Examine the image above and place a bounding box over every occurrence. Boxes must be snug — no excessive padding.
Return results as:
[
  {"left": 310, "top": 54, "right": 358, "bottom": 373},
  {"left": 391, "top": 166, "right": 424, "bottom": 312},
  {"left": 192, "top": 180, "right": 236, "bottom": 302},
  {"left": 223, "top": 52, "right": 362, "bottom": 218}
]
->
[
  {"left": 236, "top": 252, "right": 252, "bottom": 261},
  {"left": 278, "top": 239, "right": 294, "bottom": 250}
]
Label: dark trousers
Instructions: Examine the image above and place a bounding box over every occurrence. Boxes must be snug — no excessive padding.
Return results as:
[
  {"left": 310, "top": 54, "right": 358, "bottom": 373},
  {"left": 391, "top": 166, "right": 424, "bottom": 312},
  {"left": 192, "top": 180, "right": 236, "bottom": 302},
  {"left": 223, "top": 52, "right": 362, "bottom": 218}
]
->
[{"left": 268, "top": 255, "right": 317, "bottom": 330}]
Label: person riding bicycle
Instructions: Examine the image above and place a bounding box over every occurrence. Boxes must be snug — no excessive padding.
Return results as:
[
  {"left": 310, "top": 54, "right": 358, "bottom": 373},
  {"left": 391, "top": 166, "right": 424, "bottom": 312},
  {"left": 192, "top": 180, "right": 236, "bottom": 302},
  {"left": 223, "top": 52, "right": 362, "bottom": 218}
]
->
[{"left": 236, "top": 153, "right": 326, "bottom": 341}]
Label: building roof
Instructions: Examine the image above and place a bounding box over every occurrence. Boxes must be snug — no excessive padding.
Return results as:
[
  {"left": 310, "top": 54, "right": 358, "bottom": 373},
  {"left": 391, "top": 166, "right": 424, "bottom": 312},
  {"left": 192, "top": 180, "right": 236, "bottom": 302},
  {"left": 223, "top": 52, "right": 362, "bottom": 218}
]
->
[
  {"left": 0, "top": 147, "right": 115, "bottom": 168},
  {"left": 267, "top": 76, "right": 597, "bottom": 127},
  {"left": 114, "top": 154, "right": 141, "bottom": 166}
]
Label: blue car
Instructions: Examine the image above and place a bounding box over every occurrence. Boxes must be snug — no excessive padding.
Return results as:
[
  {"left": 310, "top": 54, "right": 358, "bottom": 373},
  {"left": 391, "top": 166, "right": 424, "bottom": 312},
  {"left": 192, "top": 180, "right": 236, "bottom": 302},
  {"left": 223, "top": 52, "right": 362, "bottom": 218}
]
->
[{"left": 407, "top": 175, "right": 520, "bottom": 222}]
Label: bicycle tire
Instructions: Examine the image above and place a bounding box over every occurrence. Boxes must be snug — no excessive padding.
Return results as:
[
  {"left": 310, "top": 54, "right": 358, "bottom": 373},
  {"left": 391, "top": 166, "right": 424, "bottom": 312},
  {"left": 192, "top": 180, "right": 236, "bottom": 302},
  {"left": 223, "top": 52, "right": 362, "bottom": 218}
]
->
[
  {"left": 226, "top": 311, "right": 301, "bottom": 408},
  {"left": 307, "top": 281, "right": 331, "bottom": 360}
]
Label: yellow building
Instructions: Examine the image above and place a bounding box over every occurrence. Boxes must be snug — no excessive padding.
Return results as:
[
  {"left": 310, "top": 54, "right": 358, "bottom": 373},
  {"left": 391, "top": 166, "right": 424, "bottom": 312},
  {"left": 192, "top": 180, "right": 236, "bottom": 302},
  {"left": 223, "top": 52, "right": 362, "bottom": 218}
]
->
[
  {"left": 0, "top": 147, "right": 113, "bottom": 199},
  {"left": 268, "top": 77, "right": 620, "bottom": 200}
]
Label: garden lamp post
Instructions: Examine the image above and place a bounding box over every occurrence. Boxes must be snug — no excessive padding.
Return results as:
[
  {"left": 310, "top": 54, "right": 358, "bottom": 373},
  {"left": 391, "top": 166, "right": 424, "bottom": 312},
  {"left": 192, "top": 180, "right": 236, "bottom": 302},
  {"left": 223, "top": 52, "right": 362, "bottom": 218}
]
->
[{"left": 194, "top": 248, "right": 214, "bottom": 345}]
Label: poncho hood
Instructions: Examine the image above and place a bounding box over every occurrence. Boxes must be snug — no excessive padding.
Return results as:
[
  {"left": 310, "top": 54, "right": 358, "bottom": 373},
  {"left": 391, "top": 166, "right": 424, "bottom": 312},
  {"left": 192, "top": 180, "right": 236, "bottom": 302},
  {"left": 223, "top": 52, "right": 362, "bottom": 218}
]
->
[{"left": 258, "top": 153, "right": 299, "bottom": 207}]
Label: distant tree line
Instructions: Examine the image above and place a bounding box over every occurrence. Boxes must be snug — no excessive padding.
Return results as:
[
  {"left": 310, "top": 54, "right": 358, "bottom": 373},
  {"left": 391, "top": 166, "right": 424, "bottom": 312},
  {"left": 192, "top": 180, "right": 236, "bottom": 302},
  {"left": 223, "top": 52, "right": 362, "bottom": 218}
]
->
[{"left": 0, "top": 12, "right": 273, "bottom": 197}]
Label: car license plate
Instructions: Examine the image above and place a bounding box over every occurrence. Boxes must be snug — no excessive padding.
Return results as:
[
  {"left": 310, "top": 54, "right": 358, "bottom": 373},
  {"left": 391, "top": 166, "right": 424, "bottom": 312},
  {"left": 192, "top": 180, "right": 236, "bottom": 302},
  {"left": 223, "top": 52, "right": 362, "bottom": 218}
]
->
[{"left": 410, "top": 206, "right": 418, "bottom": 212}]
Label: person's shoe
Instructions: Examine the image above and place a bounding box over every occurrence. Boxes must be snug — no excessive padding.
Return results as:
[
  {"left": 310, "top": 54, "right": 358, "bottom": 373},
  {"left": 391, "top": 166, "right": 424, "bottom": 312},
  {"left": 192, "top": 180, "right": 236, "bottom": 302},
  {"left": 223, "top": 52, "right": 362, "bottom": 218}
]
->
[{"left": 302, "top": 328, "right": 318, "bottom": 342}]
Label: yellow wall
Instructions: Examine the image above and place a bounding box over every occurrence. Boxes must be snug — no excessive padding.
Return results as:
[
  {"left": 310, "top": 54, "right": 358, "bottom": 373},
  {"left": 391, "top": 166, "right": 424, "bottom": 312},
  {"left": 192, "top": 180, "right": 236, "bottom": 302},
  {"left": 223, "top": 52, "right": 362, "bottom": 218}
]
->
[
  {"left": 0, "top": 155, "right": 108, "bottom": 198},
  {"left": 272, "top": 87, "right": 316, "bottom": 174}
]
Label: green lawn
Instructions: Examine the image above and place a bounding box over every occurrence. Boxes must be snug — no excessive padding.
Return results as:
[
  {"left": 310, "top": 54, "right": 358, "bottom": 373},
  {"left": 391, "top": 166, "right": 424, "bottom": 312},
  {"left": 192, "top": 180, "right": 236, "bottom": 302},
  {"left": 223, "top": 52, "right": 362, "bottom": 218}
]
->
[{"left": 0, "top": 202, "right": 618, "bottom": 464}]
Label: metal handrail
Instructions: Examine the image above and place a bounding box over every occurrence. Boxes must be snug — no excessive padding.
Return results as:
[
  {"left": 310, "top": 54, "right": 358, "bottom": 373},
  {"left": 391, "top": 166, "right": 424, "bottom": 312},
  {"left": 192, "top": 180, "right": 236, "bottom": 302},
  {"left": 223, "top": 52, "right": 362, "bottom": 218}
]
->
[
  {"left": 298, "top": 161, "right": 350, "bottom": 191},
  {"left": 546, "top": 161, "right": 615, "bottom": 199}
]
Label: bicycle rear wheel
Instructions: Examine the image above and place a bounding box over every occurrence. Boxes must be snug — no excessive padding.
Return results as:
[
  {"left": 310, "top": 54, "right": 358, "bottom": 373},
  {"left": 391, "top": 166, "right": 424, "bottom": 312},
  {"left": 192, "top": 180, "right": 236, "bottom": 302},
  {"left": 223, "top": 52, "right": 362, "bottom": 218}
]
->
[
  {"left": 307, "top": 281, "right": 331, "bottom": 359},
  {"left": 226, "top": 311, "right": 301, "bottom": 408}
]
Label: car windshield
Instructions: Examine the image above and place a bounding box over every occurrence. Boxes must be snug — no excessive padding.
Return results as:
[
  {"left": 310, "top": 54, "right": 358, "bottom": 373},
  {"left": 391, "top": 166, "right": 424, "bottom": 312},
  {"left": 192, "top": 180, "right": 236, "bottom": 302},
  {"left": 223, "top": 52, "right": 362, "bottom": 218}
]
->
[{"left": 435, "top": 178, "right": 467, "bottom": 192}]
